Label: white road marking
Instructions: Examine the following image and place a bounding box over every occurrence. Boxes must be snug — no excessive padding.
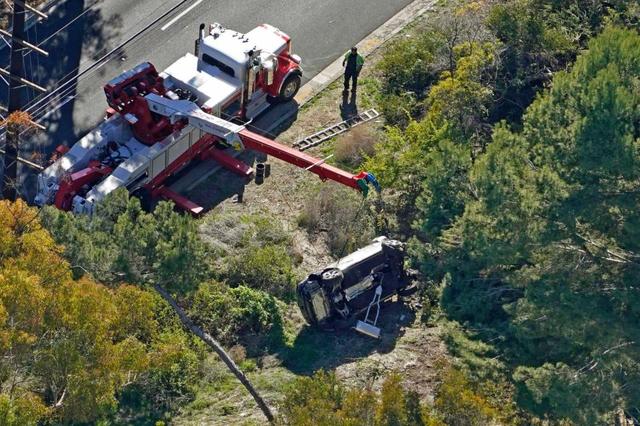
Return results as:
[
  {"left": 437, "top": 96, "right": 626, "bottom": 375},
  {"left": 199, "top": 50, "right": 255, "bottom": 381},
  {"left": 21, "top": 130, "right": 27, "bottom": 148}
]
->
[{"left": 161, "top": 0, "right": 203, "bottom": 31}]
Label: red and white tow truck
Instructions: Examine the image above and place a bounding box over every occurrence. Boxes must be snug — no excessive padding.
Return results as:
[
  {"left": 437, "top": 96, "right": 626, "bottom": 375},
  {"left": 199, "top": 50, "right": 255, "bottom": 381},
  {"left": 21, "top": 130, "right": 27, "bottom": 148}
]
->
[{"left": 34, "top": 22, "right": 380, "bottom": 215}]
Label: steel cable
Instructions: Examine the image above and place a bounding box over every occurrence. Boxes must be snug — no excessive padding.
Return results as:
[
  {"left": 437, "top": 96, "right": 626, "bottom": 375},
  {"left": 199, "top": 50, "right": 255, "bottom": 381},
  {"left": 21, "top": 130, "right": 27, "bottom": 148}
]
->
[{"left": 11, "top": 0, "right": 190, "bottom": 117}]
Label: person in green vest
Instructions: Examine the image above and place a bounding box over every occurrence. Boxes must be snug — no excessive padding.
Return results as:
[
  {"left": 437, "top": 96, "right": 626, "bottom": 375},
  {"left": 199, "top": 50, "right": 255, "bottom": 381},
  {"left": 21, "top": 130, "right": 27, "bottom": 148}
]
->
[{"left": 342, "top": 47, "right": 364, "bottom": 93}]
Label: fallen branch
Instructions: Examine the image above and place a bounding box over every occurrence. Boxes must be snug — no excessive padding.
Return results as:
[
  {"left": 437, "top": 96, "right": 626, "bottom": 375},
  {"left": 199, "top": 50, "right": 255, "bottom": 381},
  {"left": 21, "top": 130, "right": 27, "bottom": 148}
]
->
[{"left": 152, "top": 284, "right": 275, "bottom": 423}]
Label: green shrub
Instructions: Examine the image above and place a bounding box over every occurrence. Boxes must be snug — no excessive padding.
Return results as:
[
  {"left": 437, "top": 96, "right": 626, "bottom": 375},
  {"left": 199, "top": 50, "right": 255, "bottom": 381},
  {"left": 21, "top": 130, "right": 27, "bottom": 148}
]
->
[
  {"left": 125, "top": 331, "right": 203, "bottom": 414},
  {"left": 378, "top": 92, "right": 422, "bottom": 128},
  {"left": 225, "top": 245, "right": 297, "bottom": 300},
  {"left": 333, "top": 125, "right": 378, "bottom": 169},
  {"left": 0, "top": 393, "right": 47, "bottom": 426},
  {"left": 200, "top": 211, "right": 291, "bottom": 255},
  {"left": 239, "top": 359, "right": 257, "bottom": 373},
  {"left": 376, "top": 31, "right": 443, "bottom": 127},
  {"left": 435, "top": 366, "right": 508, "bottom": 426},
  {"left": 189, "top": 282, "right": 284, "bottom": 348},
  {"left": 377, "top": 34, "right": 441, "bottom": 98},
  {"left": 201, "top": 212, "right": 299, "bottom": 294},
  {"left": 241, "top": 214, "right": 290, "bottom": 246},
  {"left": 279, "top": 371, "right": 447, "bottom": 426}
]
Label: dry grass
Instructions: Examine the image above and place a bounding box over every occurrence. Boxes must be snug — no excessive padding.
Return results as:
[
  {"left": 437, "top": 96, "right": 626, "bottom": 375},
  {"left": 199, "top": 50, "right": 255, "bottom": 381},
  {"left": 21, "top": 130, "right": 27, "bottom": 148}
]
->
[
  {"left": 297, "top": 185, "right": 375, "bottom": 257},
  {"left": 333, "top": 125, "right": 378, "bottom": 168}
]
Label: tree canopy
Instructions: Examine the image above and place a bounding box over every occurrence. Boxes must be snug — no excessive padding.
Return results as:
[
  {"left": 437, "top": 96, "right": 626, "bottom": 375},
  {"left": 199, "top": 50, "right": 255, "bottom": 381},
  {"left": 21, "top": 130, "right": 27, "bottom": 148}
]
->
[
  {"left": 279, "top": 368, "right": 509, "bottom": 426},
  {"left": 409, "top": 25, "right": 640, "bottom": 424},
  {"left": 366, "top": 0, "right": 640, "bottom": 420},
  {"left": 0, "top": 199, "right": 203, "bottom": 424}
]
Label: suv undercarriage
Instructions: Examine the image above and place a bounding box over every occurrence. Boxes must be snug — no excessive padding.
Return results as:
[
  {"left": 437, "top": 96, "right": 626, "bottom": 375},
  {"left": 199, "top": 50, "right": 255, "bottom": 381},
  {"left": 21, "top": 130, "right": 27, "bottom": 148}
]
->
[{"left": 296, "top": 236, "right": 410, "bottom": 328}]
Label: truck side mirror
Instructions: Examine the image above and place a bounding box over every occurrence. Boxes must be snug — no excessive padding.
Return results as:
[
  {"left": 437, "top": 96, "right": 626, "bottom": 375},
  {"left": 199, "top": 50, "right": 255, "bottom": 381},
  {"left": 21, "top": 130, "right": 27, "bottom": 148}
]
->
[{"left": 247, "top": 65, "right": 260, "bottom": 99}]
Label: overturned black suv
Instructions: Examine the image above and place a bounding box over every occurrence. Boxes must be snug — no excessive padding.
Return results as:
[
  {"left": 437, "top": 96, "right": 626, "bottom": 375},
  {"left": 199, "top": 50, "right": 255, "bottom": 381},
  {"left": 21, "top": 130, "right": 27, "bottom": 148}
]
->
[{"left": 296, "top": 236, "right": 411, "bottom": 327}]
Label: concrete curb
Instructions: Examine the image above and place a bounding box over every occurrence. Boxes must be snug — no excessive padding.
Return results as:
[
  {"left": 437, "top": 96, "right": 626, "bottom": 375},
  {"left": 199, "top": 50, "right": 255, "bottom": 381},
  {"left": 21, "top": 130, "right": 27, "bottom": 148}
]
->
[{"left": 177, "top": 0, "right": 434, "bottom": 194}]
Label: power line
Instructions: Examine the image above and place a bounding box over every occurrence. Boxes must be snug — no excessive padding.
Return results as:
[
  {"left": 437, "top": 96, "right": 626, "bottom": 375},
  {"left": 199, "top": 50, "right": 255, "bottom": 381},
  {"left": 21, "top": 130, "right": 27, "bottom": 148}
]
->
[
  {"left": 0, "top": 0, "right": 188, "bottom": 119},
  {"left": 21, "top": 0, "right": 191, "bottom": 118},
  {"left": 1, "top": 0, "right": 48, "bottom": 200},
  {"left": 27, "top": 0, "right": 101, "bottom": 50}
]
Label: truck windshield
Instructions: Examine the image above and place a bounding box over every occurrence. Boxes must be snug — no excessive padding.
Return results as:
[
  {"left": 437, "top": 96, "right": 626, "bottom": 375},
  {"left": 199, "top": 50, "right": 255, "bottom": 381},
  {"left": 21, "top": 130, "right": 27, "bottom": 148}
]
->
[{"left": 202, "top": 54, "right": 235, "bottom": 78}]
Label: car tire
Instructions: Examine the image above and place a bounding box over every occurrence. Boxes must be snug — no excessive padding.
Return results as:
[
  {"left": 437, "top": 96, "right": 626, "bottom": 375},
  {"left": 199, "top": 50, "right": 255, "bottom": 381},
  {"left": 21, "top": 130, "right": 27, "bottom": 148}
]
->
[
  {"left": 320, "top": 268, "right": 344, "bottom": 291},
  {"left": 382, "top": 238, "right": 404, "bottom": 259},
  {"left": 278, "top": 74, "right": 301, "bottom": 102}
]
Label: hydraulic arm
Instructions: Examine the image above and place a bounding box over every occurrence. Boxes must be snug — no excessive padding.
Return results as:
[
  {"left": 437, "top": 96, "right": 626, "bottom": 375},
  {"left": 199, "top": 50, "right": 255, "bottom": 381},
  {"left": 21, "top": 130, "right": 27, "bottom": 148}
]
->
[
  {"left": 145, "top": 93, "right": 381, "bottom": 196},
  {"left": 37, "top": 23, "right": 379, "bottom": 216},
  {"left": 238, "top": 129, "right": 380, "bottom": 195}
]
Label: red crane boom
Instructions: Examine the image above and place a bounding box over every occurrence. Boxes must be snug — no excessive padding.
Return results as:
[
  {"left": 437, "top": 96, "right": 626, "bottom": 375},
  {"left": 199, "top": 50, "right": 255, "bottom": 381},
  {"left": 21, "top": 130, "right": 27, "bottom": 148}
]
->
[{"left": 238, "top": 129, "right": 372, "bottom": 192}]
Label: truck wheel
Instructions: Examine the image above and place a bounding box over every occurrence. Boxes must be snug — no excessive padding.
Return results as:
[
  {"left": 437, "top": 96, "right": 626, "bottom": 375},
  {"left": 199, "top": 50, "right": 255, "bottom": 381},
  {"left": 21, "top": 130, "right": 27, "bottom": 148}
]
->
[
  {"left": 320, "top": 268, "right": 343, "bottom": 291},
  {"left": 278, "top": 74, "right": 301, "bottom": 102},
  {"left": 132, "top": 188, "right": 152, "bottom": 211}
]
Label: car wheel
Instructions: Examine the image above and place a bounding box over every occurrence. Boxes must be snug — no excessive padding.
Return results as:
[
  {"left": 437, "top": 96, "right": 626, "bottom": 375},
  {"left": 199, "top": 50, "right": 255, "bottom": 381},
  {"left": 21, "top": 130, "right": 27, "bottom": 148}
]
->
[
  {"left": 382, "top": 238, "right": 404, "bottom": 259},
  {"left": 278, "top": 74, "right": 301, "bottom": 102},
  {"left": 320, "top": 268, "right": 344, "bottom": 291}
]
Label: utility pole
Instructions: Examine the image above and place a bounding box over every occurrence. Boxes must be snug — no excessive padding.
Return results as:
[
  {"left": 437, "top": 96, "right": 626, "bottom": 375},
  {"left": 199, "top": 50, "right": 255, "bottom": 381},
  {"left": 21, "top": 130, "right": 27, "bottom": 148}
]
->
[
  {"left": 153, "top": 284, "right": 275, "bottom": 423},
  {"left": 1, "top": 0, "right": 47, "bottom": 200}
]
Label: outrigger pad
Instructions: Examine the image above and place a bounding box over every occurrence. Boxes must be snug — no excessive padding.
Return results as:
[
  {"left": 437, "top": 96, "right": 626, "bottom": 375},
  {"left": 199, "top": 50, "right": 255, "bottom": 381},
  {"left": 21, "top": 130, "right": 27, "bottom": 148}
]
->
[{"left": 355, "top": 320, "right": 381, "bottom": 339}]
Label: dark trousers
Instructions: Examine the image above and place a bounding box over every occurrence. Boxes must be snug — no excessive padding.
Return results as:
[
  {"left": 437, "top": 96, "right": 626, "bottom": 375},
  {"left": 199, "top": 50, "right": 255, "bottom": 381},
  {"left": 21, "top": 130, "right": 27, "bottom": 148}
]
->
[{"left": 344, "top": 71, "right": 358, "bottom": 91}]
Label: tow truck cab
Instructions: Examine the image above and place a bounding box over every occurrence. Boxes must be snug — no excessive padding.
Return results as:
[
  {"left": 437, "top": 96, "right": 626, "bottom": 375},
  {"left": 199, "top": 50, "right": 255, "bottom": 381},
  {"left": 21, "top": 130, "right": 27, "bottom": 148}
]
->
[
  {"left": 161, "top": 23, "right": 302, "bottom": 120},
  {"left": 296, "top": 236, "right": 409, "bottom": 326}
]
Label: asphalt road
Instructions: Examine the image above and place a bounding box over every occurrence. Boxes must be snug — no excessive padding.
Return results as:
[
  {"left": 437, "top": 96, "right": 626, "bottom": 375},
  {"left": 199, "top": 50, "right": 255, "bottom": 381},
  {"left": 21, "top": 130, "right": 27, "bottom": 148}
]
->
[{"left": 1, "top": 0, "right": 413, "bottom": 195}]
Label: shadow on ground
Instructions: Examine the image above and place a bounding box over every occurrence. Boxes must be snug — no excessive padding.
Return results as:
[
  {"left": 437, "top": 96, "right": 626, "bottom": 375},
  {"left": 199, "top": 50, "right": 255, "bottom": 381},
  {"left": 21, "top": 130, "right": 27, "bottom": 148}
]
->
[
  {"left": 23, "top": 0, "right": 123, "bottom": 150},
  {"left": 340, "top": 89, "right": 359, "bottom": 121},
  {"left": 278, "top": 298, "right": 416, "bottom": 375},
  {"left": 183, "top": 102, "right": 300, "bottom": 212},
  {"left": 0, "top": 0, "right": 122, "bottom": 199}
]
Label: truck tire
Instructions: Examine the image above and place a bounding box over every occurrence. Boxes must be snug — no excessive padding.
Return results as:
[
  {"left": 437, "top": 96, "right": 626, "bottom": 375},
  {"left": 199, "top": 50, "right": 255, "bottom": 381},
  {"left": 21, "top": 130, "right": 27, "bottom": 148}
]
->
[
  {"left": 132, "top": 187, "right": 152, "bottom": 212},
  {"left": 278, "top": 74, "right": 301, "bottom": 102},
  {"left": 320, "top": 268, "right": 343, "bottom": 291}
]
